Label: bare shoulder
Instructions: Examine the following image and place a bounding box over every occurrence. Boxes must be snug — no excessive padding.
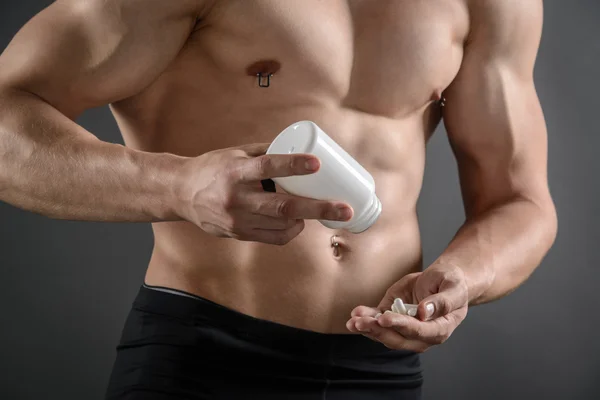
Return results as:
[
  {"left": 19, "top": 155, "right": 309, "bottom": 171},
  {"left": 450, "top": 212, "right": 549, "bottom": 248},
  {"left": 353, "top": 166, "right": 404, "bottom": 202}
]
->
[
  {"left": 52, "top": 0, "right": 216, "bottom": 20},
  {"left": 0, "top": 0, "right": 219, "bottom": 116},
  {"left": 468, "top": 0, "right": 543, "bottom": 45},
  {"left": 467, "top": 0, "right": 543, "bottom": 32},
  {"left": 464, "top": 0, "right": 543, "bottom": 61},
  {"left": 453, "top": 0, "right": 543, "bottom": 81}
]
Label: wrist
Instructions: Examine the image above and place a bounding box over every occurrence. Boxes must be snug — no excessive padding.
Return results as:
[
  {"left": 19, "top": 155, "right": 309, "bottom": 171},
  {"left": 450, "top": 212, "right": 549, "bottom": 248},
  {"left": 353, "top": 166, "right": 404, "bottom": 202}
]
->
[
  {"left": 432, "top": 258, "right": 495, "bottom": 305},
  {"left": 128, "top": 147, "right": 191, "bottom": 221}
]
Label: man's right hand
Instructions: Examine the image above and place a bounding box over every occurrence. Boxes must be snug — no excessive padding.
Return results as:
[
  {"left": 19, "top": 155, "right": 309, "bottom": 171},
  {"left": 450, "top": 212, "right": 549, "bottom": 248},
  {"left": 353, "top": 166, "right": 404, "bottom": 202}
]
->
[{"left": 177, "top": 143, "right": 354, "bottom": 245}]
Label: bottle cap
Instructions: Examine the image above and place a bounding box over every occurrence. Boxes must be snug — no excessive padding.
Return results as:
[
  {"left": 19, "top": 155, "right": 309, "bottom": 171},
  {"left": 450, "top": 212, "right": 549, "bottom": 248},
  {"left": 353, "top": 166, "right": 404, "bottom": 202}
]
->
[{"left": 345, "top": 192, "right": 382, "bottom": 233}]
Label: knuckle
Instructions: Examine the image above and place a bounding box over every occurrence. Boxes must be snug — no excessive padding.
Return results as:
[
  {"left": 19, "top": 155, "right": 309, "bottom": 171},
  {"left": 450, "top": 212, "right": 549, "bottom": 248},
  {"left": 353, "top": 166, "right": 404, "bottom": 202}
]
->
[
  {"left": 255, "top": 196, "right": 273, "bottom": 215},
  {"left": 431, "top": 267, "right": 448, "bottom": 281},
  {"left": 256, "top": 156, "right": 274, "bottom": 176},
  {"left": 224, "top": 161, "right": 242, "bottom": 181},
  {"left": 221, "top": 190, "right": 238, "bottom": 212},
  {"left": 438, "top": 298, "right": 451, "bottom": 315},
  {"left": 232, "top": 147, "right": 251, "bottom": 158},
  {"left": 356, "top": 306, "right": 371, "bottom": 316},
  {"left": 277, "top": 199, "right": 293, "bottom": 217}
]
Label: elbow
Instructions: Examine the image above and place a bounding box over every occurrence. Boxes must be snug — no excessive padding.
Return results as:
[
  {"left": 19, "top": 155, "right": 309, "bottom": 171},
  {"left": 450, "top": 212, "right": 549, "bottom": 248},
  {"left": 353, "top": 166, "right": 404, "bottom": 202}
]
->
[
  {"left": 512, "top": 188, "right": 558, "bottom": 256},
  {"left": 524, "top": 196, "right": 558, "bottom": 271},
  {"left": 536, "top": 194, "right": 558, "bottom": 254},
  {"left": 542, "top": 202, "right": 558, "bottom": 255}
]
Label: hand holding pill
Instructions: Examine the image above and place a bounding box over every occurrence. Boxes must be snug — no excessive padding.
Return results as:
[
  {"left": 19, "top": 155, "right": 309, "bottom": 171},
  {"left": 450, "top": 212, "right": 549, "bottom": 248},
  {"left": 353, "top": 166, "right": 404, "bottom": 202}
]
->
[{"left": 346, "top": 264, "right": 470, "bottom": 353}]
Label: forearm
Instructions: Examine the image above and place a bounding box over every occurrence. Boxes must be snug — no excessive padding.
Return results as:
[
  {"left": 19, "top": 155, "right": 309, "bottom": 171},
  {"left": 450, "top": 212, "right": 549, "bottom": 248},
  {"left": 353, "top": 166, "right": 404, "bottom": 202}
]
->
[
  {"left": 0, "top": 88, "right": 188, "bottom": 222},
  {"left": 434, "top": 197, "right": 557, "bottom": 306}
]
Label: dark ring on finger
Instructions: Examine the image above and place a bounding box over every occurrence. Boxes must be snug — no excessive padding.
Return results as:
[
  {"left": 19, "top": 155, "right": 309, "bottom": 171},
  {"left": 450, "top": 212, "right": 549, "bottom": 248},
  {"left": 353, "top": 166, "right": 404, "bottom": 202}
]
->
[{"left": 261, "top": 179, "right": 276, "bottom": 192}]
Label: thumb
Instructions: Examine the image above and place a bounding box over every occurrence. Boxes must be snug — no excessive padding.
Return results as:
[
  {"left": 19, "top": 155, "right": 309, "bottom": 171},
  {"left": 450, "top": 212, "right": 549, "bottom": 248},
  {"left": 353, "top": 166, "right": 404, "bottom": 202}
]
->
[
  {"left": 418, "top": 283, "right": 466, "bottom": 321},
  {"left": 238, "top": 142, "right": 272, "bottom": 157}
]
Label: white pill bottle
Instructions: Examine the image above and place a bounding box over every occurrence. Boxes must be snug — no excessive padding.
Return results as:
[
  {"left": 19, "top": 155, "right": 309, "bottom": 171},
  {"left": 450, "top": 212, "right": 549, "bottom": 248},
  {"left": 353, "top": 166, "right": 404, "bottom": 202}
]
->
[{"left": 266, "top": 120, "right": 382, "bottom": 233}]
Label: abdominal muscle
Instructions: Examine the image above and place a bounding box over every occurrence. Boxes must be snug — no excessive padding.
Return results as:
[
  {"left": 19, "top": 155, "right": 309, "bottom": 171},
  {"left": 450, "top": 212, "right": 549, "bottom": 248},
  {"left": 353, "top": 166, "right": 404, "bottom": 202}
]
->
[
  {"left": 103, "top": 0, "right": 464, "bottom": 334},
  {"left": 130, "top": 103, "right": 433, "bottom": 334}
]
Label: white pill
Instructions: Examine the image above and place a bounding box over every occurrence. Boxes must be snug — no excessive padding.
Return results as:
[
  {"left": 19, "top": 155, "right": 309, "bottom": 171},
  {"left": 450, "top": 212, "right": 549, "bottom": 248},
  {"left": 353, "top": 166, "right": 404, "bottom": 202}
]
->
[
  {"left": 404, "top": 304, "right": 418, "bottom": 317},
  {"left": 394, "top": 298, "right": 408, "bottom": 314}
]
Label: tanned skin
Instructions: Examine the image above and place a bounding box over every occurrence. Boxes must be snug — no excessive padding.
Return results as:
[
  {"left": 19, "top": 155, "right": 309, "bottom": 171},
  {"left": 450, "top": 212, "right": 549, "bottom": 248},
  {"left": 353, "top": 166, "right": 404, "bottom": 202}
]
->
[{"left": 0, "top": 0, "right": 555, "bottom": 351}]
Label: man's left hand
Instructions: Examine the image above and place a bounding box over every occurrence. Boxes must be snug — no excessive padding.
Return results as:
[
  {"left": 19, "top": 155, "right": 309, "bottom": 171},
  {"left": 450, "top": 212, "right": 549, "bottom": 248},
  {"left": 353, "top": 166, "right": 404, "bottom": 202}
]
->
[{"left": 346, "top": 264, "right": 469, "bottom": 353}]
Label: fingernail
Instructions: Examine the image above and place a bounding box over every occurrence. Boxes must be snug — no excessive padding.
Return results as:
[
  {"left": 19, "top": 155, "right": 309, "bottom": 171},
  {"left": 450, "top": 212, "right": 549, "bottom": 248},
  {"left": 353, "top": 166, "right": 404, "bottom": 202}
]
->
[
  {"left": 426, "top": 303, "right": 435, "bottom": 318},
  {"left": 374, "top": 313, "right": 382, "bottom": 319},
  {"left": 337, "top": 205, "right": 351, "bottom": 220},
  {"left": 305, "top": 158, "right": 320, "bottom": 171},
  {"left": 346, "top": 320, "right": 353, "bottom": 331},
  {"left": 357, "top": 324, "right": 371, "bottom": 333}
]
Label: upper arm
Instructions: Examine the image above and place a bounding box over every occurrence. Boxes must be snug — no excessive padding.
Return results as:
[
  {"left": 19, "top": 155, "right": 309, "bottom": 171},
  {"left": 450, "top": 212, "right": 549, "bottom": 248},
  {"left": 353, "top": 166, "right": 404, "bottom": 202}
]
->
[
  {"left": 0, "top": 0, "right": 210, "bottom": 118},
  {"left": 443, "top": 0, "right": 552, "bottom": 217}
]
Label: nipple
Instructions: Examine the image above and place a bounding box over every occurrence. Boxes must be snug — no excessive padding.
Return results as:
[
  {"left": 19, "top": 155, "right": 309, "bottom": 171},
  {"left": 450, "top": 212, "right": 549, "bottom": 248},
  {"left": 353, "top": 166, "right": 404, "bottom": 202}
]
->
[
  {"left": 431, "top": 89, "right": 446, "bottom": 107},
  {"left": 246, "top": 59, "right": 282, "bottom": 88}
]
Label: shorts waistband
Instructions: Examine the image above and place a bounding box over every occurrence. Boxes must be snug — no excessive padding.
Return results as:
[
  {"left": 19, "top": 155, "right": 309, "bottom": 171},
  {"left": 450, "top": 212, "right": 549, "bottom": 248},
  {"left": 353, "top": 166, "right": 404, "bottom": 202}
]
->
[{"left": 135, "top": 284, "right": 410, "bottom": 358}]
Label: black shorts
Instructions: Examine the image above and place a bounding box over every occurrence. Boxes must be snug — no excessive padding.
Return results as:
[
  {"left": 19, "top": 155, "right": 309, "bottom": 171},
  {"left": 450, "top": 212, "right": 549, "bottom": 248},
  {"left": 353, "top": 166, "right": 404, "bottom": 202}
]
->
[{"left": 105, "top": 284, "right": 423, "bottom": 399}]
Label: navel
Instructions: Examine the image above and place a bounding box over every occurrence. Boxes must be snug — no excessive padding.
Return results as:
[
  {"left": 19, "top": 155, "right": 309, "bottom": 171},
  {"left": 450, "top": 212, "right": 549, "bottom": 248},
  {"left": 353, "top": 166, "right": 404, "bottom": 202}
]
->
[{"left": 330, "top": 234, "right": 345, "bottom": 259}]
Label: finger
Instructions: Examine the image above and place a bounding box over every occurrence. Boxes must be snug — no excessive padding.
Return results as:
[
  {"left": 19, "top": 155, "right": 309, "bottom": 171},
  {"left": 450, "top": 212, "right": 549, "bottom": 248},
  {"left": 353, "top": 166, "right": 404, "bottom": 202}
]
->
[
  {"left": 346, "top": 317, "right": 359, "bottom": 333},
  {"left": 377, "top": 310, "right": 450, "bottom": 344},
  {"left": 237, "top": 143, "right": 272, "bottom": 157},
  {"left": 376, "top": 273, "right": 420, "bottom": 311},
  {"left": 350, "top": 306, "right": 381, "bottom": 318},
  {"left": 236, "top": 153, "right": 321, "bottom": 182},
  {"left": 418, "top": 282, "right": 467, "bottom": 321},
  {"left": 363, "top": 325, "right": 429, "bottom": 353},
  {"left": 246, "top": 220, "right": 305, "bottom": 246},
  {"left": 240, "top": 191, "right": 353, "bottom": 221},
  {"left": 245, "top": 213, "right": 299, "bottom": 230},
  {"left": 346, "top": 316, "right": 380, "bottom": 333}
]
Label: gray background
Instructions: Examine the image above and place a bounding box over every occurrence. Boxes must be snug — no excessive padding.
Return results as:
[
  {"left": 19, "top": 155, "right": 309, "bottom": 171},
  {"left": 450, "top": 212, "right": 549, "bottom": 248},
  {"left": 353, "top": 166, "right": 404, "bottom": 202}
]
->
[{"left": 0, "top": 1, "right": 598, "bottom": 399}]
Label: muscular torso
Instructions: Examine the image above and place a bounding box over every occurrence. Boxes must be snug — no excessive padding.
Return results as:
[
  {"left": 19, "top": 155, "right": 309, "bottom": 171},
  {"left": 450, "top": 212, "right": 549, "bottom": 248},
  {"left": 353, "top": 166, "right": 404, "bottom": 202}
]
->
[{"left": 110, "top": 0, "right": 469, "bottom": 333}]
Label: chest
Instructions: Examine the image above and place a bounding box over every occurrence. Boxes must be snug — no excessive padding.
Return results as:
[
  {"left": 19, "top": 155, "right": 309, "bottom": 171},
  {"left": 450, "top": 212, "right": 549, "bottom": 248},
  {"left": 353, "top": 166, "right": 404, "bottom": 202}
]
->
[{"left": 192, "top": 0, "right": 469, "bottom": 117}]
